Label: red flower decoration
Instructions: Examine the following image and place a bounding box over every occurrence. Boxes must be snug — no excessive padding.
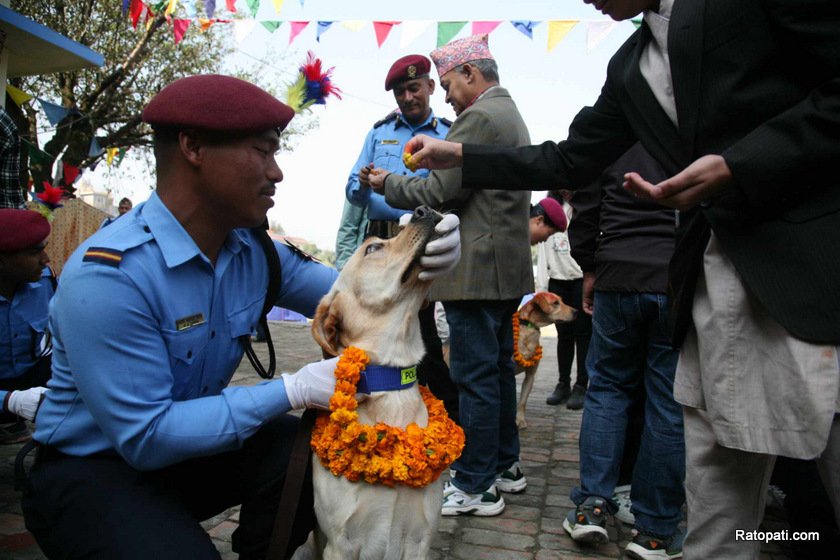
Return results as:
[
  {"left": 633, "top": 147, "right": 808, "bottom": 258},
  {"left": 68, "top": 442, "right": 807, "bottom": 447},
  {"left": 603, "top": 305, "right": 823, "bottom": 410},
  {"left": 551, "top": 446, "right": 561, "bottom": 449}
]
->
[{"left": 38, "top": 182, "right": 66, "bottom": 207}]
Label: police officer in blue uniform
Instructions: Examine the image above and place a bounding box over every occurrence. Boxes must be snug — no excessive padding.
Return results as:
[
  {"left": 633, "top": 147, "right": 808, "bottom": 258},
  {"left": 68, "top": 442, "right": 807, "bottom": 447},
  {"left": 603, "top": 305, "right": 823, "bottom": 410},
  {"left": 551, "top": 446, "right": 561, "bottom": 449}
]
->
[
  {"left": 345, "top": 54, "right": 451, "bottom": 239},
  {"left": 20, "top": 75, "right": 461, "bottom": 559},
  {"left": 345, "top": 55, "right": 458, "bottom": 423},
  {"left": 0, "top": 209, "right": 53, "bottom": 442}
]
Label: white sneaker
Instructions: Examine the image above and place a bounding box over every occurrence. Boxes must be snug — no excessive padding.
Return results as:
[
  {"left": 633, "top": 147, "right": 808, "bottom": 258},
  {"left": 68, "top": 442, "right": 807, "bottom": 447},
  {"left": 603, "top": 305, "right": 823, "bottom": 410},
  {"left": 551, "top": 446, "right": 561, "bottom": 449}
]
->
[
  {"left": 495, "top": 461, "right": 527, "bottom": 493},
  {"left": 613, "top": 484, "right": 635, "bottom": 525},
  {"left": 441, "top": 480, "right": 505, "bottom": 516}
]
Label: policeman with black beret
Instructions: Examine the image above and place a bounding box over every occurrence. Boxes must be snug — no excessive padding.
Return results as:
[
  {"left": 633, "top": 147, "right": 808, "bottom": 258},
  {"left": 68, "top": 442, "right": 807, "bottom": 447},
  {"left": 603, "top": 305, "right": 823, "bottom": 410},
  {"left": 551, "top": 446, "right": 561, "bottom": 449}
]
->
[{"left": 21, "top": 75, "right": 462, "bottom": 558}]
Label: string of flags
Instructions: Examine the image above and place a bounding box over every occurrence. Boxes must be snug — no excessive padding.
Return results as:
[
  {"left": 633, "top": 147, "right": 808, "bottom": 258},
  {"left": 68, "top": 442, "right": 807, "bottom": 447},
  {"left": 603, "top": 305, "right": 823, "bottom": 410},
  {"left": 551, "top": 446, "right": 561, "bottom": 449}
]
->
[{"left": 120, "top": 1, "right": 641, "bottom": 51}]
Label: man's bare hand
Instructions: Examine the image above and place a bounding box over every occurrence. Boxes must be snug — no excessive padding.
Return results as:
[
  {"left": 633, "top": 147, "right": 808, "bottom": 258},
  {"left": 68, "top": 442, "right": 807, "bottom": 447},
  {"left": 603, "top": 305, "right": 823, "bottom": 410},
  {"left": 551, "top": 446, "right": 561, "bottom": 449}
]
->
[
  {"left": 368, "top": 168, "right": 390, "bottom": 194},
  {"left": 623, "top": 154, "right": 732, "bottom": 211},
  {"left": 404, "top": 135, "right": 464, "bottom": 170},
  {"left": 582, "top": 271, "right": 595, "bottom": 316}
]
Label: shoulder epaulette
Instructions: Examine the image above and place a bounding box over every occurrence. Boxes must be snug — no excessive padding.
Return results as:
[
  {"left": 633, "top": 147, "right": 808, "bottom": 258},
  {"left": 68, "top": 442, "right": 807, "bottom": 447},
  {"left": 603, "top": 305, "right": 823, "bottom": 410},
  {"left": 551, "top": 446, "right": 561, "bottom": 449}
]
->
[
  {"left": 373, "top": 110, "right": 399, "bottom": 128},
  {"left": 439, "top": 117, "right": 453, "bottom": 128},
  {"left": 83, "top": 247, "right": 124, "bottom": 268}
]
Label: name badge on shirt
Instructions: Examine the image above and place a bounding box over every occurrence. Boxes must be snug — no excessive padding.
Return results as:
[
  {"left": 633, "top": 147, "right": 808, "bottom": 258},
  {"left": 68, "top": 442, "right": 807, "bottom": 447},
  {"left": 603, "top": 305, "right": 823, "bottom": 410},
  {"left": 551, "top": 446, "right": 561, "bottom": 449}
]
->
[
  {"left": 380, "top": 139, "right": 399, "bottom": 145},
  {"left": 175, "top": 313, "right": 206, "bottom": 331}
]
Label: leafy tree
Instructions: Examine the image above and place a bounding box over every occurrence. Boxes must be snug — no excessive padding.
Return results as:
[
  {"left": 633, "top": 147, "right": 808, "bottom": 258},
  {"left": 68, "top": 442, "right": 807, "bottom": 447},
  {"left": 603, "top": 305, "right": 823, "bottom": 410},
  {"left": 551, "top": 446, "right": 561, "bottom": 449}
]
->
[{"left": 11, "top": 1, "right": 309, "bottom": 196}]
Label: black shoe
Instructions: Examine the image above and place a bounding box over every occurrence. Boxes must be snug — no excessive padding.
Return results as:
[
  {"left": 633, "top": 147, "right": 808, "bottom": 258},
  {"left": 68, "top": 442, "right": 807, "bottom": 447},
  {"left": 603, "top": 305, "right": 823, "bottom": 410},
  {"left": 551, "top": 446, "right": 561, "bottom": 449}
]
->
[
  {"left": 566, "top": 384, "right": 586, "bottom": 410},
  {"left": 546, "top": 383, "right": 571, "bottom": 405}
]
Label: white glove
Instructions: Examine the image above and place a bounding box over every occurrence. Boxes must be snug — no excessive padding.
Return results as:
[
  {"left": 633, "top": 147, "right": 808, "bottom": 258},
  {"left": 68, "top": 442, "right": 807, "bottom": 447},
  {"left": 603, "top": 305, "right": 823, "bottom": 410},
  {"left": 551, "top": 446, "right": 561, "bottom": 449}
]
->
[
  {"left": 419, "top": 213, "right": 461, "bottom": 281},
  {"left": 282, "top": 357, "right": 370, "bottom": 410},
  {"left": 5, "top": 387, "right": 48, "bottom": 421}
]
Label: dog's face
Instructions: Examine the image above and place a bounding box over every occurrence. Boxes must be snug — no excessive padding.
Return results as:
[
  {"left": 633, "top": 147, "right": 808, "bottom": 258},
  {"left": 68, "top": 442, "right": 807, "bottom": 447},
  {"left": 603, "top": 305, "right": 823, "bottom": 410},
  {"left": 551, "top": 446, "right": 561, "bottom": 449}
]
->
[
  {"left": 312, "top": 207, "right": 441, "bottom": 362},
  {"left": 519, "top": 291, "right": 577, "bottom": 326}
]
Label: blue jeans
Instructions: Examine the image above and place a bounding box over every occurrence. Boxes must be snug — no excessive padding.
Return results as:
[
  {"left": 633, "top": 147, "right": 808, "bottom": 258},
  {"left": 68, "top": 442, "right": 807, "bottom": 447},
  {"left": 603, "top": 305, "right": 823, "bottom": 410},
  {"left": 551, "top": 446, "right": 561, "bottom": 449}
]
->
[
  {"left": 571, "top": 291, "right": 684, "bottom": 537},
  {"left": 444, "top": 299, "right": 521, "bottom": 493}
]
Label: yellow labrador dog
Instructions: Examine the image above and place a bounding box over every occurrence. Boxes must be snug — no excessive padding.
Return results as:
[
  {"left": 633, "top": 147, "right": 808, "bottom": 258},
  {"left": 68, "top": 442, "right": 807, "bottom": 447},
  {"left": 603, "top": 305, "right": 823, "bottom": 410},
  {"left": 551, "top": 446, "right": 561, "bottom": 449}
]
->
[
  {"left": 294, "top": 207, "right": 448, "bottom": 560},
  {"left": 514, "top": 292, "right": 577, "bottom": 428}
]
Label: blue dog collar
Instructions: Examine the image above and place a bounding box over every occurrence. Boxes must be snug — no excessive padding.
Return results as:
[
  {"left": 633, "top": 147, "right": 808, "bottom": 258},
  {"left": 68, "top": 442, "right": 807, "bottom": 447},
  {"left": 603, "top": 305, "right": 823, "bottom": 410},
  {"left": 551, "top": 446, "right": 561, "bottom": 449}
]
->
[{"left": 356, "top": 364, "right": 418, "bottom": 394}]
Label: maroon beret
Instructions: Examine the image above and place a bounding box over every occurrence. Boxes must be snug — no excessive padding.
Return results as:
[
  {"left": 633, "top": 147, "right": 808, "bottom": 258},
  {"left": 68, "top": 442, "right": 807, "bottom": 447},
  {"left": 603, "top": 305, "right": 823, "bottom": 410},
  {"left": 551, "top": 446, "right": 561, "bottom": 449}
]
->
[
  {"left": 385, "top": 55, "right": 431, "bottom": 91},
  {"left": 142, "top": 75, "right": 296, "bottom": 132},
  {"left": 0, "top": 209, "right": 50, "bottom": 252},
  {"left": 537, "top": 197, "right": 568, "bottom": 232}
]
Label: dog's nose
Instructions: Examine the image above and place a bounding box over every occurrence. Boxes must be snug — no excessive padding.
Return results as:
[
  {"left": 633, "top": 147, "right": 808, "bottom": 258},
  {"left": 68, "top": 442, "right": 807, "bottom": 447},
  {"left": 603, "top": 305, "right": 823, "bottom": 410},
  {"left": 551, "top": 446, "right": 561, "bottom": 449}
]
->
[{"left": 411, "top": 206, "right": 442, "bottom": 224}]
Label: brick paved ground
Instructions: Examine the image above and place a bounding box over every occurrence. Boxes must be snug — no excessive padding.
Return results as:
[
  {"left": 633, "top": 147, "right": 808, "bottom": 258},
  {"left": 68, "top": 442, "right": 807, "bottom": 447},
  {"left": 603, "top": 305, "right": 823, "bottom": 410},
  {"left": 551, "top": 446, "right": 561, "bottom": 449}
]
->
[{"left": 0, "top": 321, "right": 793, "bottom": 559}]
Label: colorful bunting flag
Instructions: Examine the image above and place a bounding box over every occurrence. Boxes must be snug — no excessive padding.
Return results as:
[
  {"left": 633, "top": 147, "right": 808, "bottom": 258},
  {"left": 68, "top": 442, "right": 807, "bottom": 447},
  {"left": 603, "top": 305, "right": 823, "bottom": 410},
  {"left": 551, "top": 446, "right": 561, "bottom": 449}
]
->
[
  {"left": 400, "top": 20, "right": 432, "bottom": 48},
  {"left": 436, "top": 21, "right": 467, "bottom": 47},
  {"left": 164, "top": 0, "right": 179, "bottom": 18},
  {"left": 234, "top": 19, "right": 256, "bottom": 42},
  {"left": 373, "top": 21, "right": 399, "bottom": 48},
  {"left": 226, "top": 0, "right": 236, "bottom": 13},
  {"left": 22, "top": 139, "right": 54, "bottom": 167},
  {"left": 511, "top": 20, "right": 540, "bottom": 39},
  {"left": 289, "top": 21, "right": 309, "bottom": 44},
  {"left": 261, "top": 20, "right": 282, "bottom": 33},
  {"left": 246, "top": 0, "right": 260, "bottom": 18},
  {"left": 37, "top": 99, "right": 73, "bottom": 126},
  {"left": 88, "top": 137, "right": 104, "bottom": 158},
  {"left": 472, "top": 21, "right": 501, "bottom": 35},
  {"left": 547, "top": 20, "right": 578, "bottom": 52},
  {"left": 6, "top": 85, "right": 33, "bottom": 106},
  {"left": 586, "top": 21, "right": 616, "bottom": 52},
  {"left": 631, "top": 18, "right": 643, "bottom": 29},
  {"left": 62, "top": 162, "right": 81, "bottom": 186},
  {"left": 341, "top": 20, "right": 366, "bottom": 32},
  {"left": 316, "top": 21, "right": 333, "bottom": 42},
  {"left": 205, "top": 0, "right": 216, "bottom": 18},
  {"left": 272, "top": 0, "right": 284, "bottom": 15},
  {"left": 106, "top": 147, "right": 119, "bottom": 167},
  {"left": 122, "top": 0, "right": 132, "bottom": 14},
  {"left": 173, "top": 18, "right": 191, "bottom": 44},
  {"left": 130, "top": 0, "right": 145, "bottom": 29}
]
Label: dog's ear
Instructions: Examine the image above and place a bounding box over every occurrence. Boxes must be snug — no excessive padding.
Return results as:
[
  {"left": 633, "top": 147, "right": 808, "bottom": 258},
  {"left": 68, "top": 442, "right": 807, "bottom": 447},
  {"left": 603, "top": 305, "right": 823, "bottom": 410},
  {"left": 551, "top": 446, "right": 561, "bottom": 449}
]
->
[
  {"left": 311, "top": 291, "right": 343, "bottom": 357},
  {"left": 533, "top": 291, "right": 560, "bottom": 314},
  {"left": 517, "top": 298, "right": 537, "bottom": 321}
]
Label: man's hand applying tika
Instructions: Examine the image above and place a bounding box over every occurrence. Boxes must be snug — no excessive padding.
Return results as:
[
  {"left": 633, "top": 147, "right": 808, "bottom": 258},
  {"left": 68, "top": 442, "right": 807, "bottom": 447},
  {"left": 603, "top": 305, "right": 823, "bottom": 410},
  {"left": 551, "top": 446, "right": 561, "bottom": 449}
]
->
[{"left": 403, "top": 135, "right": 464, "bottom": 170}]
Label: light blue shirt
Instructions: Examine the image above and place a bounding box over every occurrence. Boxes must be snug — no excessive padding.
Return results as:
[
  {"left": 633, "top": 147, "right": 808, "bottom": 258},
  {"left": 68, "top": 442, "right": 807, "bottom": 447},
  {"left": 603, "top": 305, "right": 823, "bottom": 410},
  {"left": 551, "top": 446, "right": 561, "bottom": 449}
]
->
[
  {"left": 346, "top": 111, "right": 450, "bottom": 221},
  {"left": 34, "top": 192, "right": 337, "bottom": 470},
  {"left": 0, "top": 267, "right": 54, "bottom": 380}
]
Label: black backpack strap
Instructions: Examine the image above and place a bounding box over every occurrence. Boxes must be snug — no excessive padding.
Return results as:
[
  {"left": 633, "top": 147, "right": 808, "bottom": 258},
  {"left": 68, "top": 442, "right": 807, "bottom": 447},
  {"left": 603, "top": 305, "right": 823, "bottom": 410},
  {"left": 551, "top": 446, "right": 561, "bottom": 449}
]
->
[{"left": 242, "top": 224, "right": 282, "bottom": 379}]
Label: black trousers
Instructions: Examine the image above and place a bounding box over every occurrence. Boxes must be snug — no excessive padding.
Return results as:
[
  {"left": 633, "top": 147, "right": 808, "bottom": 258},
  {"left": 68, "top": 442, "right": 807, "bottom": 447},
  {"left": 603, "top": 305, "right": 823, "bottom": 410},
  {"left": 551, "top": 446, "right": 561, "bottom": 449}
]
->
[
  {"left": 417, "top": 303, "right": 459, "bottom": 425},
  {"left": 21, "top": 415, "right": 314, "bottom": 560},
  {"left": 547, "top": 278, "right": 592, "bottom": 388},
  {"left": 0, "top": 356, "right": 51, "bottom": 424}
]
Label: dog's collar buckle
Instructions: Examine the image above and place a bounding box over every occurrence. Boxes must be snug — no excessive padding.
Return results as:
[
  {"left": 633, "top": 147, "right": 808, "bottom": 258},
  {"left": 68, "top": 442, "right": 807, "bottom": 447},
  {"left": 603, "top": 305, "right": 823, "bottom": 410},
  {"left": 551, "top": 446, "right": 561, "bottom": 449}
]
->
[{"left": 357, "top": 364, "right": 418, "bottom": 394}]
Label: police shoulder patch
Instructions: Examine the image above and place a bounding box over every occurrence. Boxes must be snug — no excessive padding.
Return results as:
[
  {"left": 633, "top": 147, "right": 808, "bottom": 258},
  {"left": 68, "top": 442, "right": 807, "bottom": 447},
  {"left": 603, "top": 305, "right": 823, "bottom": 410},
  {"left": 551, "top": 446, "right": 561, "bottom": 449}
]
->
[
  {"left": 373, "top": 110, "right": 399, "bottom": 128},
  {"left": 83, "top": 247, "right": 124, "bottom": 267}
]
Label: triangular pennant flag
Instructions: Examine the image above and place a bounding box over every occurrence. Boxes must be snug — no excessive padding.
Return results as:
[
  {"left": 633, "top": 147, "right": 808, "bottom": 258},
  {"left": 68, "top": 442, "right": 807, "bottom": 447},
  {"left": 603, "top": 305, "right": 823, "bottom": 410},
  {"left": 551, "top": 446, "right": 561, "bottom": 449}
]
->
[
  {"left": 37, "top": 98, "right": 72, "bottom": 126},
  {"left": 106, "top": 147, "right": 119, "bottom": 166},
  {"left": 88, "top": 137, "right": 104, "bottom": 158},
  {"left": 205, "top": 0, "right": 216, "bottom": 17},
  {"left": 586, "top": 21, "right": 617, "bottom": 52},
  {"left": 400, "top": 20, "right": 432, "bottom": 48},
  {"left": 234, "top": 19, "right": 256, "bottom": 42},
  {"left": 289, "top": 21, "right": 309, "bottom": 44},
  {"left": 225, "top": 0, "right": 236, "bottom": 12},
  {"left": 261, "top": 20, "right": 282, "bottom": 33},
  {"left": 299, "top": 0, "right": 305, "bottom": 6},
  {"left": 472, "top": 21, "right": 501, "bottom": 36},
  {"left": 341, "top": 20, "right": 366, "bottom": 32},
  {"left": 198, "top": 18, "right": 214, "bottom": 31},
  {"left": 116, "top": 147, "right": 128, "bottom": 167},
  {"left": 122, "top": 0, "right": 131, "bottom": 14},
  {"left": 632, "top": 18, "right": 643, "bottom": 29},
  {"left": 62, "top": 162, "right": 81, "bottom": 186},
  {"left": 317, "top": 21, "right": 333, "bottom": 42},
  {"left": 547, "top": 20, "right": 579, "bottom": 52},
  {"left": 22, "top": 139, "right": 54, "bottom": 166},
  {"left": 511, "top": 20, "right": 540, "bottom": 40},
  {"left": 437, "top": 21, "right": 467, "bottom": 48},
  {"left": 373, "top": 21, "right": 399, "bottom": 48},
  {"left": 6, "top": 85, "right": 33, "bottom": 106},
  {"left": 173, "top": 19, "right": 191, "bottom": 44},
  {"left": 246, "top": 0, "right": 260, "bottom": 18},
  {"left": 272, "top": 0, "right": 284, "bottom": 15},
  {"left": 130, "top": 0, "right": 145, "bottom": 29},
  {"left": 164, "top": 0, "right": 179, "bottom": 18}
]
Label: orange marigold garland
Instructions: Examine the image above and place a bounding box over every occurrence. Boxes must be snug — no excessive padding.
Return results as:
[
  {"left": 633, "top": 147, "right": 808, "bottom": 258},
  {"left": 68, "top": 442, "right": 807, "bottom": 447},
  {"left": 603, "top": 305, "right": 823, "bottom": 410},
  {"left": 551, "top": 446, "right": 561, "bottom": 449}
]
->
[
  {"left": 512, "top": 312, "right": 542, "bottom": 368},
  {"left": 311, "top": 346, "right": 465, "bottom": 488}
]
